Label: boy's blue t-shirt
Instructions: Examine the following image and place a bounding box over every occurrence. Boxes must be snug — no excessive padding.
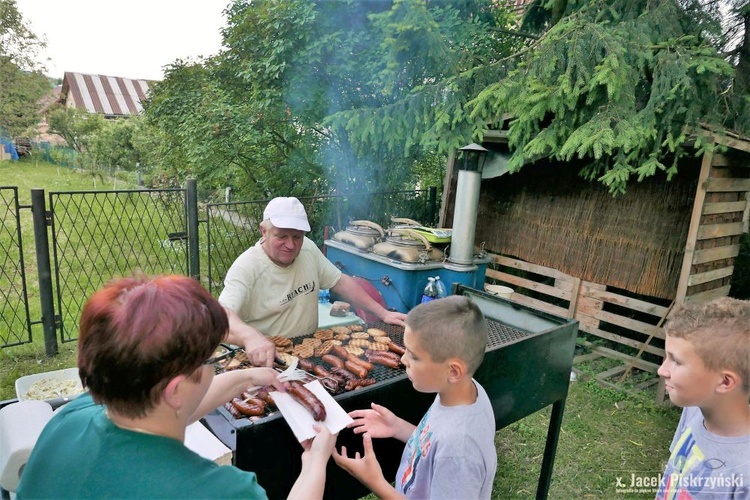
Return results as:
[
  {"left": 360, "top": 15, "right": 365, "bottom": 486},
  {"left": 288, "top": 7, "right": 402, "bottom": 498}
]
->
[
  {"left": 395, "top": 379, "right": 497, "bottom": 499},
  {"left": 656, "top": 406, "right": 750, "bottom": 499}
]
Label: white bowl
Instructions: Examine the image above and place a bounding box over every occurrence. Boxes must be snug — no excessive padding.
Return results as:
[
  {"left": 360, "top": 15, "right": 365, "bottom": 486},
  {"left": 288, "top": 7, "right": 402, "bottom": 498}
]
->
[
  {"left": 15, "top": 367, "right": 83, "bottom": 403},
  {"left": 484, "top": 284, "right": 513, "bottom": 299}
]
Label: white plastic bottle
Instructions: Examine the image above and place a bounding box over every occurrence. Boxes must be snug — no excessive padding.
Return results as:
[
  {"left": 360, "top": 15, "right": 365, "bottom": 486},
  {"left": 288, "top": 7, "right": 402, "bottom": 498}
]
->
[
  {"left": 421, "top": 277, "right": 438, "bottom": 303},
  {"left": 434, "top": 276, "right": 447, "bottom": 298}
]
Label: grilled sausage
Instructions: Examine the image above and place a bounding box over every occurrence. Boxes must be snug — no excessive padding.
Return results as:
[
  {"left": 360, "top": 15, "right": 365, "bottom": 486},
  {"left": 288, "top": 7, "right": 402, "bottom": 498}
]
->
[
  {"left": 313, "top": 365, "right": 331, "bottom": 378},
  {"left": 344, "top": 360, "right": 369, "bottom": 379},
  {"left": 288, "top": 381, "right": 327, "bottom": 421},
  {"left": 321, "top": 354, "right": 345, "bottom": 369},
  {"left": 298, "top": 358, "right": 315, "bottom": 372},
  {"left": 346, "top": 354, "right": 374, "bottom": 371},
  {"left": 367, "top": 354, "right": 401, "bottom": 369},
  {"left": 242, "top": 394, "right": 268, "bottom": 409},
  {"left": 231, "top": 397, "right": 265, "bottom": 417},
  {"left": 330, "top": 344, "right": 349, "bottom": 359},
  {"left": 256, "top": 389, "right": 276, "bottom": 406},
  {"left": 366, "top": 349, "right": 401, "bottom": 363},
  {"left": 320, "top": 377, "right": 339, "bottom": 393},
  {"left": 344, "top": 378, "right": 376, "bottom": 391},
  {"left": 331, "top": 367, "right": 358, "bottom": 382},
  {"left": 225, "top": 402, "right": 243, "bottom": 419},
  {"left": 388, "top": 342, "right": 406, "bottom": 356}
]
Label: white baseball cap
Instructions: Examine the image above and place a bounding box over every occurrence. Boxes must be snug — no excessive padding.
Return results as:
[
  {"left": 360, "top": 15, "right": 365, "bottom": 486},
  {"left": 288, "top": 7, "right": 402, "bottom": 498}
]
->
[{"left": 263, "top": 197, "right": 311, "bottom": 232}]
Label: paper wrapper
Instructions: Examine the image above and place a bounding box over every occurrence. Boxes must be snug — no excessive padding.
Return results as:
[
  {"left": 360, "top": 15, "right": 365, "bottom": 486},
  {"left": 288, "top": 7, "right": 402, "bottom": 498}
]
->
[{"left": 271, "top": 380, "right": 353, "bottom": 442}]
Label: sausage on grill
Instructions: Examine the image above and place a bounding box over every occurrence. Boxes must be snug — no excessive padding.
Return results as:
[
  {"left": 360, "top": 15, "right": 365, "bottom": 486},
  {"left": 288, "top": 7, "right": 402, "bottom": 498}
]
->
[
  {"left": 388, "top": 342, "right": 406, "bottom": 356},
  {"left": 231, "top": 397, "right": 265, "bottom": 417},
  {"left": 321, "top": 354, "right": 345, "bottom": 369},
  {"left": 344, "top": 360, "right": 369, "bottom": 379}
]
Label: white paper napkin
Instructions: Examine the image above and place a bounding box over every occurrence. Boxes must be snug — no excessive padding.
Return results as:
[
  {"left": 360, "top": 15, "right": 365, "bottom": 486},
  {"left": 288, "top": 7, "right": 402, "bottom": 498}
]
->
[{"left": 271, "top": 380, "right": 353, "bottom": 442}]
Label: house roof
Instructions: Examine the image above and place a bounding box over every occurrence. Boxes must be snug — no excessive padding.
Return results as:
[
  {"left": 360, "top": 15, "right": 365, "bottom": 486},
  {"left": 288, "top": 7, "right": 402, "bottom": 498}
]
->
[{"left": 60, "top": 72, "right": 157, "bottom": 117}]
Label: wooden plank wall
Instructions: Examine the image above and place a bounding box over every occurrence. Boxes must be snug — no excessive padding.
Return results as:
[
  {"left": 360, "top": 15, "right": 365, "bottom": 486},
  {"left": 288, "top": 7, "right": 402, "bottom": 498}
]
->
[
  {"left": 681, "top": 153, "right": 750, "bottom": 304},
  {"left": 486, "top": 254, "right": 667, "bottom": 374}
]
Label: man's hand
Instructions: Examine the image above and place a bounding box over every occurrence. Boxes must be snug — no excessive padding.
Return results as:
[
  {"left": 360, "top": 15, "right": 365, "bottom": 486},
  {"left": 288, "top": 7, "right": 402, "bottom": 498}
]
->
[
  {"left": 223, "top": 306, "right": 276, "bottom": 366},
  {"left": 380, "top": 310, "right": 407, "bottom": 327},
  {"left": 332, "top": 275, "right": 407, "bottom": 327},
  {"left": 243, "top": 334, "right": 276, "bottom": 367}
]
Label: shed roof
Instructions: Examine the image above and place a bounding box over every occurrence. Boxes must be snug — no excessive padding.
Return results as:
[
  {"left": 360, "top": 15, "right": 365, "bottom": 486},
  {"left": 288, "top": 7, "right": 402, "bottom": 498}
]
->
[{"left": 60, "top": 72, "right": 157, "bottom": 117}]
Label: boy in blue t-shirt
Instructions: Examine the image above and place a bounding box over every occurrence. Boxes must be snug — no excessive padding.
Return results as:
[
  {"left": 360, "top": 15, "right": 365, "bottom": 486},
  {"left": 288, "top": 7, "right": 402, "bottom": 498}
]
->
[
  {"left": 333, "top": 295, "right": 497, "bottom": 499},
  {"left": 655, "top": 297, "right": 749, "bottom": 499}
]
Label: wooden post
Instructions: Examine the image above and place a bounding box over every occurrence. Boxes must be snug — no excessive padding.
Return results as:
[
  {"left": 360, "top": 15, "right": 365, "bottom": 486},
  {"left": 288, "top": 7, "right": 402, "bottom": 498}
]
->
[
  {"left": 616, "top": 301, "right": 674, "bottom": 384},
  {"left": 675, "top": 147, "right": 713, "bottom": 303},
  {"left": 567, "top": 277, "right": 582, "bottom": 319}
]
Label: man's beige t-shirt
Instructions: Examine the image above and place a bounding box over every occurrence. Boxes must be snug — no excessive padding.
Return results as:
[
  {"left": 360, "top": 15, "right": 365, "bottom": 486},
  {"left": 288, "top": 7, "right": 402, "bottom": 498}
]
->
[{"left": 219, "top": 237, "right": 342, "bottom": 338}]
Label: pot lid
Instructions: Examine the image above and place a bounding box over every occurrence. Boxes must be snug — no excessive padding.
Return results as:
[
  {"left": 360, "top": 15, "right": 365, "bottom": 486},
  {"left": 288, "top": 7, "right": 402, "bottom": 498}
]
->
[
  {"left": 346, "top": 225, "right": 381, "bottom": 237},
  {"left": 344, "top": 220, "right": 384, "bottom": 237},
  {"left": 384, "top": 234, "right": 427, "bottom": 248}
]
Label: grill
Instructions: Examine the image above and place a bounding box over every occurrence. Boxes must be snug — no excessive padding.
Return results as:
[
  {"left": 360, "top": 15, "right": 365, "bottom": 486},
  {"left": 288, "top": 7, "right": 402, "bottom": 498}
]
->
[
  {"left": 202, "top": 287, "right": 577, "bottom": 500},
  {"left": 212, "top": 324, "right": 409, "bottom": 423}
]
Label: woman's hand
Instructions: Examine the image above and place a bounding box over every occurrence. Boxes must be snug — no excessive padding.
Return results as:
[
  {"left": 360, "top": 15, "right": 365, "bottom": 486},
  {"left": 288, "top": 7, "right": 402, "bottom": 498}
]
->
[
  {"left": 300, "top": 424, "right": 337, "bottom": 465},
  {"left": 245, "top": 367, "right": 286, "bottom": 393}
]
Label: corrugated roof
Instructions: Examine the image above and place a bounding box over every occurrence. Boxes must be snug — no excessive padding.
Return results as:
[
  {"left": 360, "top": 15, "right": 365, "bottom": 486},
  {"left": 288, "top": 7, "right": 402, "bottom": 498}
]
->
[{"left": 60, "top": 72, "right": 157, "bottom": 117}]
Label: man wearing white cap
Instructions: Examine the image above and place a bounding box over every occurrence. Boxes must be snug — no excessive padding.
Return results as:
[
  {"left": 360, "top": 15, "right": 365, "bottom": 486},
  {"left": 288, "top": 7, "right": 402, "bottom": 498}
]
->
[{"left": 219, "top": 197, "right": 407, "bottom": 366}]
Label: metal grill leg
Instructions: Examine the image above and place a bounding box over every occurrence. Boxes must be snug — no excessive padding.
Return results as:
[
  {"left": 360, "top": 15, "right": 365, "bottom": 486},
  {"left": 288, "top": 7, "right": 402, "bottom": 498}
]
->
[{"left": 536, "top": 398, "right": 566, "bottom": 500}]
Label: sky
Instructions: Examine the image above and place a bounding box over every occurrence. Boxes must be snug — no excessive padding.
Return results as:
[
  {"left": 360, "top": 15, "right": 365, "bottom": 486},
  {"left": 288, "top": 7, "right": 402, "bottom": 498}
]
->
[{"left": 15, "top": 0, "right": 229, "bottom": 81}]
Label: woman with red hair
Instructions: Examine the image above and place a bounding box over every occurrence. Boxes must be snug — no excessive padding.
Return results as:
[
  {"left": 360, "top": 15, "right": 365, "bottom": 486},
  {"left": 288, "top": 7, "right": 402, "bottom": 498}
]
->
[{"left": 17, "top": 274, "right": 335, "bottom": 499}]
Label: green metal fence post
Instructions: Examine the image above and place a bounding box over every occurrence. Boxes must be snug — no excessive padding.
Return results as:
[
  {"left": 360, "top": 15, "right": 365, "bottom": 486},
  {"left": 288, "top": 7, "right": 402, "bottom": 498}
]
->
[
  {"left": 186, "top": 179, "right": 200, "bottom": 280},
  {"left": 31, "top": 189, "right": 58, "bottom": 356},
  {"left": 428, "top": 186, "right": 437, "bottom": 226}
]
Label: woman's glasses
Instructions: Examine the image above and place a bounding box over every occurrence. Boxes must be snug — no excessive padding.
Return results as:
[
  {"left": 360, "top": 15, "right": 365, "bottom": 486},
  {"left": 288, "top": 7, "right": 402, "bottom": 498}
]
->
[{"left": 203, "top": 343, "right": 237, "bottom": 366}]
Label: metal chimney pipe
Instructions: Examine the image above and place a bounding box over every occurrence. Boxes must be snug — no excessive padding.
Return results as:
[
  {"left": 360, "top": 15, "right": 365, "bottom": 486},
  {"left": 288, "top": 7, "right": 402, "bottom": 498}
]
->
[{"left": 448, "top": 143, "right": 488, "bottom": 265}]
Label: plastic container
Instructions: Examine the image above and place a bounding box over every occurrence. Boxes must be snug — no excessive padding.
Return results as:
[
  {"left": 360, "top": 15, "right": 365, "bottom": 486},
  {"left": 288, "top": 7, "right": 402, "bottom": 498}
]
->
[
  {"left": 15, "top": 368, "right": 83, "bottom": 408},
  {"left": 434, "top": 276, "right": 447, "bottom": 298},
  {"left": 420, "top": 277, "right": 438, "bottom": 303},
  {"left": 484, "top": 284, "right": 514, "bottom": 299}
]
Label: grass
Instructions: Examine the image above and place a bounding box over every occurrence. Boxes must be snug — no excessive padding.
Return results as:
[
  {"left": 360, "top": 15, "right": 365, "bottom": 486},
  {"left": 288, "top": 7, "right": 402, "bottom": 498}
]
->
[
  {"left": 493, "top": 373, "right": 679, "bottom": 499},
  {"left": 1, "top": 158, "right": 682, "bottom": 497}
]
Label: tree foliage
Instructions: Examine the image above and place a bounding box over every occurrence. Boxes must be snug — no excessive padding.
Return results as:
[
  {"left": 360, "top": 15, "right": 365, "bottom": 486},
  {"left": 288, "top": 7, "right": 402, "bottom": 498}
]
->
[
  {"left": 144, "top": 0, "right": 519, "bottom": 199},
  {"left": 143, "top": 0, "right": 748, "bottom": 198},
  {"left": 328, "top": 0, "right": 748, "bottom": 194},
  {"left": 469, "top": 0, "right": 743, "bottom": 193},
  {"left": 0, "top": 0, "right": 49, "bottom": 139}
]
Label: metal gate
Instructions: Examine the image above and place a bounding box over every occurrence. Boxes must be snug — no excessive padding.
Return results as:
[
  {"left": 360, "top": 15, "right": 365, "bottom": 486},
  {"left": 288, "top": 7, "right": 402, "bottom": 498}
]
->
[
  {"left": 47, "top": 186, "right": 195, "bottom": 343},
  {"left": 0, "top": 187, "right": 32, "bottom": 347}
]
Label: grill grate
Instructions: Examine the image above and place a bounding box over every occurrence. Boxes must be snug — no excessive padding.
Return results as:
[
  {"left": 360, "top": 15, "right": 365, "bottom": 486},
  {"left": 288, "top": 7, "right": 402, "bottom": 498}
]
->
[
  {"left": 215, "top": 319, "right": 532, "bottom": 424},
  {"left": 215, "top": 322, "right": 407, "bottom": 423},
  {"left": 486, "top": 318, "right": 535, "bottom": 349}
]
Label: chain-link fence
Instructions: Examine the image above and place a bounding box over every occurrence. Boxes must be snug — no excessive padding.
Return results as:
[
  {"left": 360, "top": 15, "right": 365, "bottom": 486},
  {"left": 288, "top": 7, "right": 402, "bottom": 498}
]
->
[
  {"left": 49, "top": 188, "right": 191, "bottom": 342},
  {"left": 2, "top": 184, "right": 436, "bottom": 351}
]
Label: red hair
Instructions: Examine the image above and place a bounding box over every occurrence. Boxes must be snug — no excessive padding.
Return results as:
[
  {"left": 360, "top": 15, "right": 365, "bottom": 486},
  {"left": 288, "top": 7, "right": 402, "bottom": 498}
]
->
[{"left": 78, "top": 275, "right": 228, "bottom": 418}]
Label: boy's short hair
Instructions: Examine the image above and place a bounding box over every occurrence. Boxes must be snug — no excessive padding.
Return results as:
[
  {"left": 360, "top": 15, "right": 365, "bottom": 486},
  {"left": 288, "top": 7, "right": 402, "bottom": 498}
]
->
[
  {"left": 406, "top": 295, "right": 488, "bottom": 374},
  {"left": 664, "top": 297, "right": 749, "bottom": 392}
]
